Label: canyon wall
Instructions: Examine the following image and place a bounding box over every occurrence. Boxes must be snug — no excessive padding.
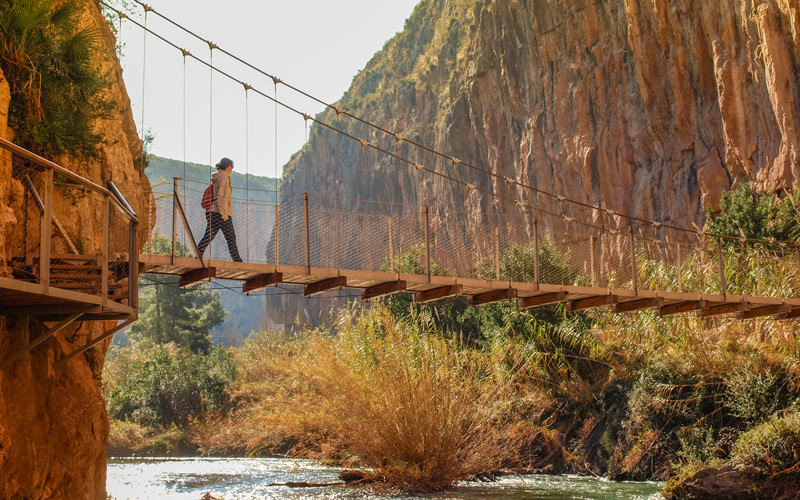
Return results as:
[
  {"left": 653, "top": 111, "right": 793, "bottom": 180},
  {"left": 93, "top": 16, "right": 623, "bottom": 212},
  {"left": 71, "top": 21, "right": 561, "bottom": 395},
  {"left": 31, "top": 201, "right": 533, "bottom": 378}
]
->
[
  {"left": 0, "top": 1, "right": 152, "bottom": 498},
  {"left": 284, "top": 0, "right": 799, "bottom": 222},
  {"left": 271, "top": 0, "right": 799, "bottom": 324}
]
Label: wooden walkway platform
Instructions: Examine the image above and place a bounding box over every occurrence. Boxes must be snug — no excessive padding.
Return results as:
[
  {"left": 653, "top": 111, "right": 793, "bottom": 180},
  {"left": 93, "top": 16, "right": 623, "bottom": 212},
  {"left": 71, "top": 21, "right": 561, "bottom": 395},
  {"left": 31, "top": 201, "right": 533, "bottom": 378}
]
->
[{"left": 140, "top": 254, "right": 800, "bottom": 320}]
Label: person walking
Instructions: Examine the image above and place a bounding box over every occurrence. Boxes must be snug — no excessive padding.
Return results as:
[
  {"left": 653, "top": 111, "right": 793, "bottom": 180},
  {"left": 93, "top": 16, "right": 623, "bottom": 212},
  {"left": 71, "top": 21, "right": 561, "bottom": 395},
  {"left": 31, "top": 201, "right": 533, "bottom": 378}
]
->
[{"left": 197, "top": 157, "right": 243, "bottom": 262}]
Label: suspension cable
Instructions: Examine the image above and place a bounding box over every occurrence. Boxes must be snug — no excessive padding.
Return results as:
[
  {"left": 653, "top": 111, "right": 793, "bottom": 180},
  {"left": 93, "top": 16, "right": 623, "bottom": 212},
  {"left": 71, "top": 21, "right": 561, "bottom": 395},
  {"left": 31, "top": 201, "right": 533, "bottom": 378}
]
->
[
  {"left": 119, "top": 0, "right": 674, "bottom": 232},
  {"left": 107, "top": 4, "right": 799, "bottom": 247},
  {"left": 244, "top": 83, "right": 251, "bottom": 261}
]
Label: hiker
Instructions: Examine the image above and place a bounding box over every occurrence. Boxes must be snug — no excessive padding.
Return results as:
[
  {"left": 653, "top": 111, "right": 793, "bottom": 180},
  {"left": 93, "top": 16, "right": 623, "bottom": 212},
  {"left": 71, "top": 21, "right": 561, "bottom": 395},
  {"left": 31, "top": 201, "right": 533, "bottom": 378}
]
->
[{"left": 197, "top": 157, "right": 243, "bottom": 262}]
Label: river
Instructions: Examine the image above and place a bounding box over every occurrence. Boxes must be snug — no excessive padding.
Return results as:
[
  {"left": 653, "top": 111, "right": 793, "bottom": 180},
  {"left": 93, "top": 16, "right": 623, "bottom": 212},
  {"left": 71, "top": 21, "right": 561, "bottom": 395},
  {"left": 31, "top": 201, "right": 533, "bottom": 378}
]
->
[{"left": 108, "top": 457, "right": 664, "bottom": 499}]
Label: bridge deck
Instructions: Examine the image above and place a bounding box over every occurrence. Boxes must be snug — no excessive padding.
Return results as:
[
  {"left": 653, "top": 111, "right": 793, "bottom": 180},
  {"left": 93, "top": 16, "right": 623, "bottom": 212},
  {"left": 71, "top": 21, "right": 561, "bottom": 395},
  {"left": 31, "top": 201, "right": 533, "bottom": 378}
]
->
[{"left": 140, "top": 254, "right": 800, "bottom": 320}]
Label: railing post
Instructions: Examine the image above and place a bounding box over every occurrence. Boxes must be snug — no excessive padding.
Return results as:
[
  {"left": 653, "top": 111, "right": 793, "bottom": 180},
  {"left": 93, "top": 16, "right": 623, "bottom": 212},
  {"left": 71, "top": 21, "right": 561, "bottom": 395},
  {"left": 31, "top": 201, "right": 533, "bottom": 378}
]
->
[
  {"left": 676, "top": 242, "right": 683, "bottom": 292},
  {"left": 101, "top": 196, "right": 110, "bottom": 304},
  {"left": 495, "top": 226, "right": 501, "bottom": 280},
  {"left": 129, "top": 219, "right": 139, "bottom": 309},
  {"left": 171, "top": 178, "right": 178, "bottom": 263},
  {"left": 304, "top": 193, "right": 310, "bottom": 274},
  {"left": 388, "top": 216, "right": 394, "bottom": 272},
  {"left": 40, "top": 168, "right": 53, "bottom": 290},
  {"left": 274, "top": 205, "right": 280, "bottom": 266},
  {"left": 629, "top": 225, "right": 638, "bottom": 294},
  {"left": 716, "top": 236, "right": 726, "bottom": 300},
  {"left": 590, "top": 235, "right": 596, "bottom": 287},
  {"left": 533, "top": 217, "right": 540, "bottom": 290},
  {"left": 424, "top": 205, "right": 430, "bottom": 282}
]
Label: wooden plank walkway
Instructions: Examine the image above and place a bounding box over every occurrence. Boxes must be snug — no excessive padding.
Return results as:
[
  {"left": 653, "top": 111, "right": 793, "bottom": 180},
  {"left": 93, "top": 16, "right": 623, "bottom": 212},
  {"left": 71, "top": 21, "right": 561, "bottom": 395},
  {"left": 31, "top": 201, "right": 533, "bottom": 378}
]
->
[{"left": 139, "top": 254, "right": 800, "bottom": 320}]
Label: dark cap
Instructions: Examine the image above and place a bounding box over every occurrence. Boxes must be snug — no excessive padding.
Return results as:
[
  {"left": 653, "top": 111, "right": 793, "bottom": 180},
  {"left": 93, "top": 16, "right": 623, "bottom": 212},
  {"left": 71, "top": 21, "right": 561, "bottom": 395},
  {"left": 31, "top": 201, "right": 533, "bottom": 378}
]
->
[{"left": 216, "top": 157, "right": 234, "bottom": 169}]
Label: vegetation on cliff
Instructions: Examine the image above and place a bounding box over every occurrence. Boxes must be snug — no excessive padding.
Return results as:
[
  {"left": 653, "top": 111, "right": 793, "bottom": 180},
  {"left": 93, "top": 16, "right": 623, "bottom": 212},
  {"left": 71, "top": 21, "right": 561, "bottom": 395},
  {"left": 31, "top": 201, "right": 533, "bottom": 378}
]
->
[{"left": 0, "top": 0, "right": 108, "bottom": 155}]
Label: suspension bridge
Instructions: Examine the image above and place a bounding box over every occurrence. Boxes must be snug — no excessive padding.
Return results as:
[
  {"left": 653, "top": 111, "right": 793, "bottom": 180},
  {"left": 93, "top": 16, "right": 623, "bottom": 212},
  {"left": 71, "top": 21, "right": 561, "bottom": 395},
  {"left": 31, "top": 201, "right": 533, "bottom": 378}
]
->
[{"left": 2, "top": 2, "right": 800, "bottom": 366}]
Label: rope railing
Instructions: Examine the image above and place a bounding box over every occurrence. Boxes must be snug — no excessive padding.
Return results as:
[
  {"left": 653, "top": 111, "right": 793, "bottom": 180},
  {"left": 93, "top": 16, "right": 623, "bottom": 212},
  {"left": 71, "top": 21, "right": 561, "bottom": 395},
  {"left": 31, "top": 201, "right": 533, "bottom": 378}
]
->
[{"left": 151, "top": 178, "right": 800, "bottom": 304}]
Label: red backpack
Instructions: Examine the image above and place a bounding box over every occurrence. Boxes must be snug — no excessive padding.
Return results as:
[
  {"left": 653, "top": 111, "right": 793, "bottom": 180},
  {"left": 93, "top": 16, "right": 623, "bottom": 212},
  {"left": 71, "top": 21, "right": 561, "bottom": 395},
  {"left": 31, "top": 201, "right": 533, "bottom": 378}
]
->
[{"left": 201, "top": 183, "right": 215, "bottom": 211}]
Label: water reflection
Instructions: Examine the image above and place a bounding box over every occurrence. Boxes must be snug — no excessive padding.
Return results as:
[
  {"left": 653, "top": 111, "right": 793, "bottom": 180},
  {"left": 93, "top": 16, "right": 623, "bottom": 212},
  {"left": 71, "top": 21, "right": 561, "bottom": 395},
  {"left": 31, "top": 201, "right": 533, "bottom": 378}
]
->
[{"left": 107, "top": 457, "right": 663, "bottom": 500}]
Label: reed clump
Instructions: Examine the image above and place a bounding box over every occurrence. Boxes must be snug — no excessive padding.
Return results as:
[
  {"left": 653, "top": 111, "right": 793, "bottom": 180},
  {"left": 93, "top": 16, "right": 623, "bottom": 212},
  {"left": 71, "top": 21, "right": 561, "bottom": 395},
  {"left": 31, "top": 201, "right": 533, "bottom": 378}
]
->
[{"left": 295, "top": 306, "right": 519, "bottom": 491}]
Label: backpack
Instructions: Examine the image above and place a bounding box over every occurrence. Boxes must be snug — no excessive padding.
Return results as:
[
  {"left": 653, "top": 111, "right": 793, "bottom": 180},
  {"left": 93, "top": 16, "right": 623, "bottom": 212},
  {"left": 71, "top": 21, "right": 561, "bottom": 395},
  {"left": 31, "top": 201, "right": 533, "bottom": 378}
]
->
[{"left": 201, "top": 183, "right": 214, "bottom": 211}]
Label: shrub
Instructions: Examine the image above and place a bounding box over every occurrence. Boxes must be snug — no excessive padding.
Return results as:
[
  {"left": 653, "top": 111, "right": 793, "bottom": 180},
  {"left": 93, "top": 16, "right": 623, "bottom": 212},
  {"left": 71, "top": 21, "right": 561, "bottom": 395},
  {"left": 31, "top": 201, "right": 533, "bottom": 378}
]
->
[
  {"left": 105, "top": 343, "right": 236, "bottom": 428},
  {"left": 298, "top": 306, "right": 519, "bottom": 491},
  {"left": 732, "top": 409, "right": 800, "bottom": 472}
]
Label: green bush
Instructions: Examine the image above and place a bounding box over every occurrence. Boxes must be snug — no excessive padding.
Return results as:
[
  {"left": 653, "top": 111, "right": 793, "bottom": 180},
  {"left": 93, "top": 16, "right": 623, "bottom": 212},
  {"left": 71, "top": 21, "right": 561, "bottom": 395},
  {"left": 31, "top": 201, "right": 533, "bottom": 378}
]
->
[
  {"left": 106, "top": 344, "right": 236, "bottom": 428},
  {"left": 732, "top": 409, "right": 800, "bottom": 472}
]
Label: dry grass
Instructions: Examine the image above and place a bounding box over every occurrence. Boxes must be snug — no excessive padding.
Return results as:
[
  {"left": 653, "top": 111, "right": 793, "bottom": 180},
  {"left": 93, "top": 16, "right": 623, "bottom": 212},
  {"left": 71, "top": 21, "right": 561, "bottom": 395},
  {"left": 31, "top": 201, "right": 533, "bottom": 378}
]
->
[{"left": 297, "top": 308, "right": 520, "bottom": 490}]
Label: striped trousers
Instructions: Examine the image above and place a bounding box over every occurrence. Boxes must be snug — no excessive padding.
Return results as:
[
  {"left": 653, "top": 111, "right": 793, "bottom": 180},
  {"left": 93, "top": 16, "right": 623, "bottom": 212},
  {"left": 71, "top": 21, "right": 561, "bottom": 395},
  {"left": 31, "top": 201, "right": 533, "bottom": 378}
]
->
[{"left": 197, "top": 211, "right": 242, "bottom": 262}]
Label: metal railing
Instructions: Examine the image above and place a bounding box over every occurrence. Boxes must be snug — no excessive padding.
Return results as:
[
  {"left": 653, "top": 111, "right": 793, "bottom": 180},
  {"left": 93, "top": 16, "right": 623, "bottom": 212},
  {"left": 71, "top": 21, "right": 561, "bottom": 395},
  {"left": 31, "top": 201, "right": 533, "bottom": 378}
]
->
[{"left": 0, "top": 137, "right": 139, "bottom": 310}]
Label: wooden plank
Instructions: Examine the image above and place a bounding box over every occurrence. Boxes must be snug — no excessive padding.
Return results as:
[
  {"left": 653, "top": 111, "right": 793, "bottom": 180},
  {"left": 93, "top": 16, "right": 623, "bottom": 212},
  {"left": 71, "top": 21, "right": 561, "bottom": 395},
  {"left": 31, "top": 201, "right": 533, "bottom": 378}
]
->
[
  {"left": 773, "top": 307, "right": 800, "bottom": 320},
  {"left": 304, "top": 276, "right": 347, "bottom": 296},
  {"left": 697, "top": 302, "right": 748, "bottom": 318},
  {"left": 738, "top": 304, "right": 790, "bottom": 320},
  {"left": 179, "top": 267, "right": 216, "bottom": 288},
  {"left": 469, "top": 288, "right": 517, "bottom": 306},
  {"left": 568, "top": 294, "right": 617, "bottom": 312},
  {"left": 518, "top": 292, "right": 566, "bottom": 309},
  {"left": 362, "top": 280, "right": 406, "bottom": 301},
  {"left": 414, "top": 284, "right": 463, "bottom": 304},
  {"left": 658, "top": 300, "right": 707, "bottom": 317},
  {"left": 613, "top": 297, "right": 663, "bottom": 313},
  {"left": 243, "top": 272, "right": 282, "bottom": 294}
]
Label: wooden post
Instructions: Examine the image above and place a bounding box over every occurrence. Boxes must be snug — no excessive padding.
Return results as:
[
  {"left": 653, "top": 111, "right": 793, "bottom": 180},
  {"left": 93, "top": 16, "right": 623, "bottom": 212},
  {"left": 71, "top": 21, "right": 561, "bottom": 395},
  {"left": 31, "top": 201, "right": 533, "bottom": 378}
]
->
[
  {"left": 495, "top": 226, "right": 501, "bottom": 280},
  {"left": 129, "top": 219, "right": 139, "bottom": 309},
  {"left": 304, "top": 193, "right": 310, "bottom": 274},
  {"left": 533, "top": 217, "right": 540, "bottom": 290},
  {"left": 40, "top": 168, "right": 53, "bottom": 290},
  {"left": 424, "top": 205, "right": 430, "bottom": 282},
  {"left": 590, "top": 235, "right": 596, "bottom": 287},
  {"left": 756, "top": 247, "right": 761, "bottom": 295},
  {"left": 274, "top": 205, "right": 280, "bottom": 266},
  {"left": 388, "top": 216, "right": 394, "bottom": 272},
  {"left": 717, "top": 236, "right": 726, "bottom": 300},
  {"left": 101, "top": 196, "right": 110, "bottom": 304},
  {"left": 629, "top": 225, "right": 638, "bottom": 294},
  {"left": 171, "top": 178, "right": 178, "bottom": 263},
  {"left": 677, "top": 242, "right": 683, "bottom": 292}
]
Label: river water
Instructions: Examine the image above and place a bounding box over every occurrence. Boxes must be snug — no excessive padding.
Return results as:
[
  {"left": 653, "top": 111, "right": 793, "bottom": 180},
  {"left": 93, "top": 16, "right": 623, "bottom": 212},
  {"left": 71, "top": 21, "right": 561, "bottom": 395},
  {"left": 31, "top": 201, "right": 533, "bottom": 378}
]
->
[{"left": 108, "top": 457, "right": 663, "bottom": 500}]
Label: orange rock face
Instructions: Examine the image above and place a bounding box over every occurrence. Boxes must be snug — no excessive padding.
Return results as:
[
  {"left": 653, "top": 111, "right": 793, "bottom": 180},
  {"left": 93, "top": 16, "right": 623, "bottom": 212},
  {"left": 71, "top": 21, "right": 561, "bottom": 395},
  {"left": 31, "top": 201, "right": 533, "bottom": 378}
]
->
[
  {"left": 284, "top": 0, "right": 800, "bottom": 228},
  {"left": 0, "top": 2, "right": 152, "bottom": 499}
]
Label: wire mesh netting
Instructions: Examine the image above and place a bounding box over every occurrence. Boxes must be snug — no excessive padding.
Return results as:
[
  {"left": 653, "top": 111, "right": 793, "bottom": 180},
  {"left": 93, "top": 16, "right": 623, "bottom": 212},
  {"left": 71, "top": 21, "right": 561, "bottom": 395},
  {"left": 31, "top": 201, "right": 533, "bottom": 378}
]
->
[
  {"left": 150, "top": 178, "right": 800, "bottom": 301},
  {"left": 5, "top": 148, "right": 137, "bottom": 305}
]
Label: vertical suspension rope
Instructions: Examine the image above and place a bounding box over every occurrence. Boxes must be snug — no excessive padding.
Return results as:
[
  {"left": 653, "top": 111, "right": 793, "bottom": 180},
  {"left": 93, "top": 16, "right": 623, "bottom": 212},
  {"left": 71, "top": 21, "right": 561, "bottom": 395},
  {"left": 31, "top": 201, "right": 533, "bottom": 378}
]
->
[
  {"left": 304, "top": 115, "right": 309, "bottom": 193},
  {"left": 336, "top": 111, "right": 342, "bottom": 269},
  {"left": 182, "top": 50, "right": 188, "bottom": 247},
  {"left": 273, "top": 79, "right": 279, "bottom": 204},
  {"left": 139, "top": 7, "right": 149, "bottom": 175},
  {"left": 208, "top": 41, "right": 217, "bottom": 181},
  {"left": 244, "top": 84, "right": 250, "bottom": 261}
]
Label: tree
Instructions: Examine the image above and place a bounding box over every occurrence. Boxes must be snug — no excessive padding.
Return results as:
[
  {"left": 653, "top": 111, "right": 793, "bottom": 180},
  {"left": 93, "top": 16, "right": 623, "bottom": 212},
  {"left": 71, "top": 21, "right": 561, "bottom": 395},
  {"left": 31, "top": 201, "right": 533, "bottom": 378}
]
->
[
  {"left": 0, "top": 0, "right": 108, "bottom": 156},
  {"left": 706, "top": 183, "right": 800, "bottom": 244},
  {"left": 129, "top": 234, "right": 226, "bottom": 354}
]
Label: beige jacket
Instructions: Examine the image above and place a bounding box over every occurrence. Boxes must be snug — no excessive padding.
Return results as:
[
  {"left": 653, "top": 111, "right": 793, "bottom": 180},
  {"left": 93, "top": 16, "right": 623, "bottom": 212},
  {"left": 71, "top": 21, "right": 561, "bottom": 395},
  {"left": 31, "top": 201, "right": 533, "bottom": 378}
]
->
[{"left": 210, "top": 169, "right": 232, "bottom": 220}]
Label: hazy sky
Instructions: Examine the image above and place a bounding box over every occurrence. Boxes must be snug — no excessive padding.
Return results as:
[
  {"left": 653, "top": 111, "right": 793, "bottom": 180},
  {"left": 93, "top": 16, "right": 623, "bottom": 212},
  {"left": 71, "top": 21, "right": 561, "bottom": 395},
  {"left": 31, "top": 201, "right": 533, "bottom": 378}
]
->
[{"left": 116, "top": 0, "right": 419, "bottom": 178}]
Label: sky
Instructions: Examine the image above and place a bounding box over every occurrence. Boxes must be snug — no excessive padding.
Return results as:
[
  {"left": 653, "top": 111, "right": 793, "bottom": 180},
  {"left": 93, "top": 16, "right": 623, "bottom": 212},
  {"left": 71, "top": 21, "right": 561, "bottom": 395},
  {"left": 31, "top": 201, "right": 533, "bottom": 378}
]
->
[{"left": 115, "top": 0, "right": 419, "bottom": 179}]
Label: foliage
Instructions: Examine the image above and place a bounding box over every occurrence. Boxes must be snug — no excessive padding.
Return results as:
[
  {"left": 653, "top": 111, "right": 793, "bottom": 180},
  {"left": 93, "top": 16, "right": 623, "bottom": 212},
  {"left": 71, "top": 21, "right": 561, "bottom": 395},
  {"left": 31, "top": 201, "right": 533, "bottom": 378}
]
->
[
  {"left": 130, "top": 233, "right": 226, "bottom": 354},
  {"left": 731, "top": 409, "right": 800, "bottom": 472},
  {"left": 105, "top": 343, "right": 236, "bottom": 428},
  {"left": 297, "top": 306, "right": 519, "bottom": 490},
  {"left": 706, "top": 183, "right": 800, "bottom": 243},
  {"left": 0, "top": 0, "right": 108, "bottom": 155}
]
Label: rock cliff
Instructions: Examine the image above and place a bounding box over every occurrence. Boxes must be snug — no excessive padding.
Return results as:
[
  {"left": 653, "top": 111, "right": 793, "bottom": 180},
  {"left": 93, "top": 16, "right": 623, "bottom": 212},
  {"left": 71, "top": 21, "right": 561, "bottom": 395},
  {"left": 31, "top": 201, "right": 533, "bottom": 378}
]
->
[
  {"left": 270, "top": 0, "right": 799, "bottom": 325},
  {"left": 0, "top": 1, "right": 152, "bottom": 499},
  {"left": 283, "top": 0, "right": 799, "bottom": 227}
]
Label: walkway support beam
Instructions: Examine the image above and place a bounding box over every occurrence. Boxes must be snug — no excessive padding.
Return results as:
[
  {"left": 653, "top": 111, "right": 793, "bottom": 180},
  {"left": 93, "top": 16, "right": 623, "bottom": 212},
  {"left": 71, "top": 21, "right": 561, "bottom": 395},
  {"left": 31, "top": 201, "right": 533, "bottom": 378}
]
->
[{"left": 415, "top": 284, "right": 462, "bottom": 303}]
